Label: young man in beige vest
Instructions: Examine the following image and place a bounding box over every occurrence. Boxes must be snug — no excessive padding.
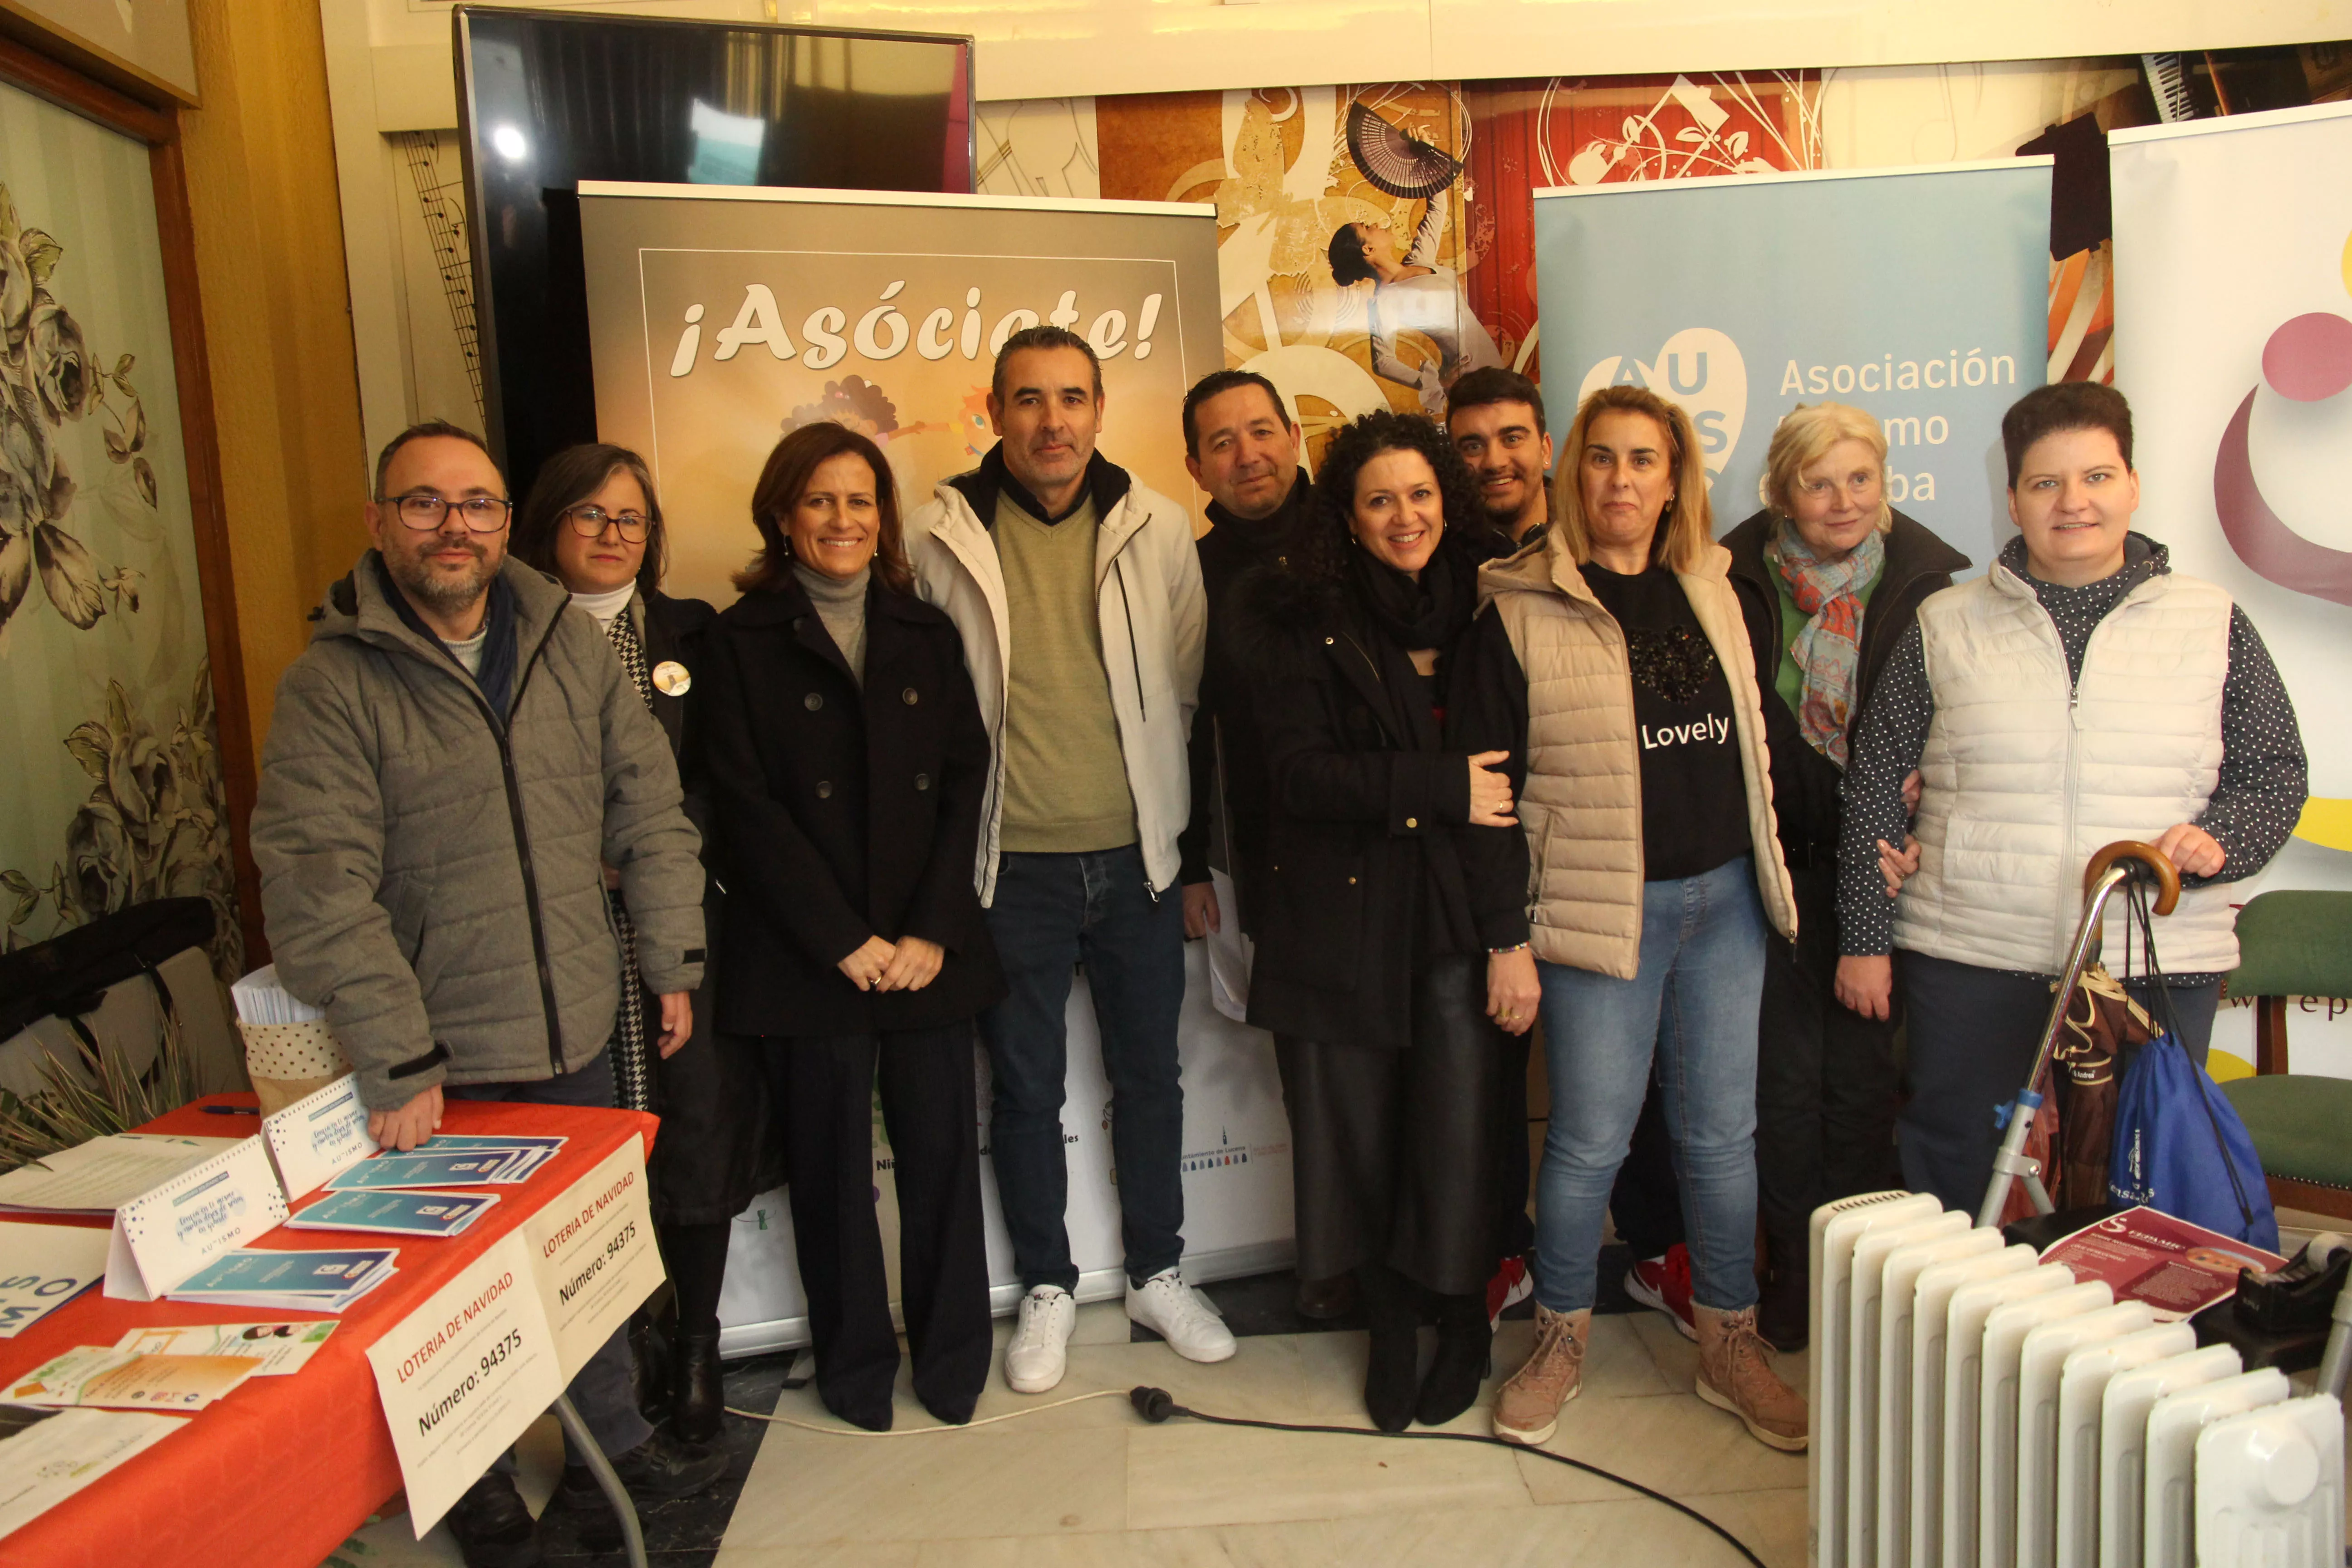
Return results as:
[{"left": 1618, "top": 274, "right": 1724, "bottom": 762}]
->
[{"left": 906, "top": 327, "right": 1230, "bottom": 1394}]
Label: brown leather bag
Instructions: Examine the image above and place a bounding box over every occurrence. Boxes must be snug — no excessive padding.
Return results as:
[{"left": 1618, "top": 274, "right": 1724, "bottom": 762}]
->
[{"left": 2052, "top": 964, "right": 2155, "bottom": 1207}]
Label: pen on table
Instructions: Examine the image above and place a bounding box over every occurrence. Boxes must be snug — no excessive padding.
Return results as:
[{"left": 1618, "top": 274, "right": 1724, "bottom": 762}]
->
[{"left": 201, "top": 1105, "right": 259, "bottom": 1115}]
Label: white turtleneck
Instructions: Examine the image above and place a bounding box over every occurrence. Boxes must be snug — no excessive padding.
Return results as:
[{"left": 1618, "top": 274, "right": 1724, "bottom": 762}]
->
[{"left": 571, "top": 582, "right": 637, "bottom": 631}]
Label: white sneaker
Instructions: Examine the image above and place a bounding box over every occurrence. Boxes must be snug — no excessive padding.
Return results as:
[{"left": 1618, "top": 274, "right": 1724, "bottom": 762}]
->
[
  {"left": 1004, "top": 1285, "right": 1078, "bottom": 1393},
  {"left": 1126, "top": 1268, "right": 1237, "bottom": 1363}
]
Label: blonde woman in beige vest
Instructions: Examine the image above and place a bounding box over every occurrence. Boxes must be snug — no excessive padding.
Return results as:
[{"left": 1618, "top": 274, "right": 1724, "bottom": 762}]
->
[
  {"left": 1451, "top": 385, "right": 1807, "bottom": 1452},
  {"left": 1833, "top": 382, "right": 2308, "bottom": 1215}
]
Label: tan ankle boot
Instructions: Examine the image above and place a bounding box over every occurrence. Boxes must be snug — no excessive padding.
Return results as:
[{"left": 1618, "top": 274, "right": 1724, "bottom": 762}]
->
[
  {"left": 1694, "top": 1303, "right": 1808, "bottom": 1451},
  {"left": 1491, "top": 1303, "right": 1588, "bottom": 1446}
]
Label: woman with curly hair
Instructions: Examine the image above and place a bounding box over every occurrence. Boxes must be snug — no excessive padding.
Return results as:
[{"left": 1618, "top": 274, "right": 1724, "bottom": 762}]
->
[
  {"left": 1454, "top": 385, "right": 1808, "bottom": 1452},
  {"left": 1231, "top": 409, "right": 1520, "bottom": 1431}
]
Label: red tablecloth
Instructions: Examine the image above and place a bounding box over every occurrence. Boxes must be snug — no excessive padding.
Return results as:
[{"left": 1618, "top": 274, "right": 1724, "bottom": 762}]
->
[{"left": 0, "top": 1093, "right": 657, "bottom": 1568}]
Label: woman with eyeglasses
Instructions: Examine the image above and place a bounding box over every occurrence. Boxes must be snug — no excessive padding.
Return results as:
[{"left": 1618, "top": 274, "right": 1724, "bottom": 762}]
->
[
  {"left": 700, "top": 421, "right": 1001, "bottom": 1431},
  {"left": 514, "top": 444, "right": 780, "bottom": 1444}
]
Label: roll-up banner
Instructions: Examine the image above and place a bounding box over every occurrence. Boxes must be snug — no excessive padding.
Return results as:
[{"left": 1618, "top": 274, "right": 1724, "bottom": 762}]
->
[
  {"left": 1530, "top": 160, "right": 2053, "bottom": 573},
  {"left": 578, "top": 182, "right": 1224, "bottom": 606},
  {"left": 2110, "top": 103, "right": 2352, "bottom": 1080},
  {"left": 577, "top": 185, "right": 1297, "bottom": 1344}
]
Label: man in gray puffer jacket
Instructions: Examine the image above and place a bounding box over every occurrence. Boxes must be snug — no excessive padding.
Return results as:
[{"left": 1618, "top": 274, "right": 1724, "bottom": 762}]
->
[{"left": 252, "top": 421, "right": 718, "bottom": 1568}]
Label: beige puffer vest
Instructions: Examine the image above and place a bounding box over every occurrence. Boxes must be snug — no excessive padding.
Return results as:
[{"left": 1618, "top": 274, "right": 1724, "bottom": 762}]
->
[
  {"left": 1891, "top": 562, "right": 2239, "bottom": 975},
  {"left": 1480, "top": 532, "right": 1797, "bottom": 979}
]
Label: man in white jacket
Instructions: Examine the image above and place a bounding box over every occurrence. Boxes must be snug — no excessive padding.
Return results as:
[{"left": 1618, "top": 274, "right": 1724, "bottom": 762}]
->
[{"left": 905, "top": 326, "right": 1230, "bottom": 1393}]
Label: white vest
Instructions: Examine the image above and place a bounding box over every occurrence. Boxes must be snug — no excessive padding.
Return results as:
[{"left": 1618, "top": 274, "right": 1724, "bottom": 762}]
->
[{"left": 1891, "top": 562, "right": 2242, "bottom": 975}]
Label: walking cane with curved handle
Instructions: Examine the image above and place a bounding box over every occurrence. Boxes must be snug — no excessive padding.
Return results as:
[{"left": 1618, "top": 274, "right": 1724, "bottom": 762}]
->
[{"left": 1975, "top": 842, "right": 2183, "bottom": 1229}]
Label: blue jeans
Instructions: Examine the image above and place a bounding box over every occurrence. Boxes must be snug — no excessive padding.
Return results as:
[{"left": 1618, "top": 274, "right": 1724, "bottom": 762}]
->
[
  {"left": 1532, "top": 856, "right": 1766, "bottom": 1315},
  {"left": 980, "top": 846, "right": 1187, "bottom": 1293},
  {"left": 446, "top": 1051, "right": 654, "bottom": 1466}
]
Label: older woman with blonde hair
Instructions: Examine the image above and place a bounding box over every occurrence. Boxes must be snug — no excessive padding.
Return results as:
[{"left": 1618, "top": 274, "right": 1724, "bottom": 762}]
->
[
  {"left": 1453, "top": 384, "right": 1806, "bottom": 1452},
  {"left": 1718, "top": 402, "right": 1968, "bottom": 1348}
]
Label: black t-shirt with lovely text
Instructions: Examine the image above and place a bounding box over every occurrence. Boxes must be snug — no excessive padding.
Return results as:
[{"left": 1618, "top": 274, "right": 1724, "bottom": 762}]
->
[{"left": 1581, "top": 561, "right": 1751, "bottom": 882}]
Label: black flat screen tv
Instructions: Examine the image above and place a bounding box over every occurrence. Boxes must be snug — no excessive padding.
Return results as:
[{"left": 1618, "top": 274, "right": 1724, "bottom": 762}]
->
[{"left": 454, "top": 6, "right": 975, "bottom": 499}]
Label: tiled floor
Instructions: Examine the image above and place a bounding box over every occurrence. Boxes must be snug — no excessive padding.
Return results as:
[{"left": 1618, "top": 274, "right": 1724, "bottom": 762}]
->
[
  {"left": 324, "top": 1284, "right": 1809, "bottom": 1568},
  {"left": 710, "top": 1303, "right": 1808, "bottom": 1567}
]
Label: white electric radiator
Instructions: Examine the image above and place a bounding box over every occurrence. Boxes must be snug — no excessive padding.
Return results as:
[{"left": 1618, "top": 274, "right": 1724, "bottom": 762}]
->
[{"left": 1808, "top": 1192, "right": 2346, "bottom": 1568}]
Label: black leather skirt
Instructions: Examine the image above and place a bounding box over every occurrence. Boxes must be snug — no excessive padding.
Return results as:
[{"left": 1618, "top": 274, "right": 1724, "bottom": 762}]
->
[{"left": 1275, "top": 955, "right": 1509, "bottom": 1297}]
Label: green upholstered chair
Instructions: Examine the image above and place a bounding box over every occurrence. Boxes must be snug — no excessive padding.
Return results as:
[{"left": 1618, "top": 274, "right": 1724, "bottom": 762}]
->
[{"left": 2218, "top": 890, "right": 2352, "bottom": 1220}]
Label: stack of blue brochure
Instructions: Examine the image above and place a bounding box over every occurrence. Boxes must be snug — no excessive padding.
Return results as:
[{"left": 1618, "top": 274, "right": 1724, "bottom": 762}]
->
[
  {"left": 167, "top": 1247, "right": 397, "bottom": 1312},
  {"left": 323, "top": 1134, "right": 565, "bottom": 1193},
  {"left": 285, "top": 1189, "right": 500, "bottom": 1239}
]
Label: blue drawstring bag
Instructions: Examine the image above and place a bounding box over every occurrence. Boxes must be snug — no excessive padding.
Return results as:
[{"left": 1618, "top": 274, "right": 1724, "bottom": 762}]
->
[{"left": 2107, "top": 1029, "right": 2280, "bottom": 1252}]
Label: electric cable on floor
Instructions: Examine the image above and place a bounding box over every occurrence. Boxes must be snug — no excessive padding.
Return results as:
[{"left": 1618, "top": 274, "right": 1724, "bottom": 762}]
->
[
  {"left": 1123, "top": 1388, "right": 1767, "bottom": 1568},
  {"left": 724, "top": 1386, "right": 1129, "bottom": 1434},
  {"left": 724, "top": 1385, "right": 1766, "bottom": 1565}
]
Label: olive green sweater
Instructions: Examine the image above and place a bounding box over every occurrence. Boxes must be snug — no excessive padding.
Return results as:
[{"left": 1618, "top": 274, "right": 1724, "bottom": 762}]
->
[{"left": 994, "top": 490, "right": 1138, "bottom": 852}]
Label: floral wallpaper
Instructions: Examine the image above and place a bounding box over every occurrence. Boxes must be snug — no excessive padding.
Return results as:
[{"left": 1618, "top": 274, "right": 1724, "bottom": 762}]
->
[{"left": 0, "top": 80, "right": 238, "bottom": 980}]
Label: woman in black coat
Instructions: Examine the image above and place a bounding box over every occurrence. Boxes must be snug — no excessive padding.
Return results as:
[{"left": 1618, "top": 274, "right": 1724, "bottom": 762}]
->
[
  {"left": 701, "top": 421, "right": 1002, "bottom": 1431},
  {"left": 1233, "top": 410, "right": 1522, "bottom": 1432},
  {"left": 1719, "top": 402, "right": 1968, "bottom": 1347},
  {"left": 514, "top": 442, "right": 780, "bottom": 1445}
]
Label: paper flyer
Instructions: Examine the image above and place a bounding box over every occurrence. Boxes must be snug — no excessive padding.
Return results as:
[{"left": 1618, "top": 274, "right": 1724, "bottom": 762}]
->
[
  {"left": 5, "top": 1346, "right": 261, "bottom": 1411},
  {"left": 0, "top": 1221, "right": 109, "bottom": 1338},
  {"left": 0, "top": 1136, "right": 236, "bottom": 1216},
  {"left": 113, "top": 1321, "right": 337, "bottom": 1377},
  {"left": 366, "top": 1231, "right": 563, "bottom": 1536},
  {"left": 0, "top": 1408, "right": 187, "bottom": 1539},
  {"left": 2038, "top": 1205, "right": 2288, "bottom": 1320}
]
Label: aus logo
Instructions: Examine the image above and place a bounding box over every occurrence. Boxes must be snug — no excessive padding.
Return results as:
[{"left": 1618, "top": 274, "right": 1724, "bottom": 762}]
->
[{"left": 1577, "top": 328, "right": 1745, "bottom": 479}]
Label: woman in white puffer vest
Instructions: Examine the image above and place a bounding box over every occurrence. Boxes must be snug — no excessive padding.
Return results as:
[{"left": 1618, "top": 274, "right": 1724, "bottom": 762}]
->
[{"left": 1834, "top": 383, "right": 2308, "bottom": 1215}]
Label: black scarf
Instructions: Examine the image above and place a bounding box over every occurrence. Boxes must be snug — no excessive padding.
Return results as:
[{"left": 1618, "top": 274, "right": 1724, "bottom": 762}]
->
[
  {"left": 1346, "top": 532, "right": 1477, "bottom": 654},
  {"left": 1205, "top": 469, "right": 1311, "bottom": 556}
]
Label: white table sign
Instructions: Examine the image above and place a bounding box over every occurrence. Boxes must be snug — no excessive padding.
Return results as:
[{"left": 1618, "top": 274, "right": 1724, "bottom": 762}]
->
[
  {"left": 102, "top": 1137, "right": 288, "bottom": 1301},
  {"left": 262, "top": 1074, "right": 379, "bottom": 1199},
  {"left": 0, "top": 1221, "right": 109, "bottom": 1337},
  {"left": 365, "top": 1231, "right": 563, "bottom": 1537},
  {"left": 521, "top": 1137, "right": 662, "bottom": 1381}
]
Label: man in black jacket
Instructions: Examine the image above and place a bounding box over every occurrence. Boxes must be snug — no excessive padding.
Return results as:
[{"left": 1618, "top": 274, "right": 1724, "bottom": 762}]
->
[
  {"left": 1176, "top": 370, "right": 1360, "bottom": 1321},
  {"left": 1445, "top": 367, "right": 1553, "bottom": 551},
  {"left": 1177, "top": 369, "right": 1308, "bottom": 946}
]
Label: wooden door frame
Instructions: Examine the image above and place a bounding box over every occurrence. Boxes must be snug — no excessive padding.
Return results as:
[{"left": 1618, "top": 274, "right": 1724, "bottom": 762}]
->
[{"left": 0, "top": 29, "right": 264, "bottom": 967}]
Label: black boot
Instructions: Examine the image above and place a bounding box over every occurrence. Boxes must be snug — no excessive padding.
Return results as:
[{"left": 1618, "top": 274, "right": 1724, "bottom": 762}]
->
[
  {"left": 671, "top": 1330, "right": 725, "bottom": 1444},
  {"left": 1758, "top": 1238, "right": 1808, "bottom": 1352},
  {"left": 446, "top": 1471, "right": 541, "bottom": 1568},
  {"left": 629, "top": 1310, "right": 671, "bottom": 1423},
  {"left": 1357, "top": 1263, "right": 1419, "bottom": 1433},
  {"left": 1293, "top": 1273, "right": 1359, "bottom": 1321},
  {"left": 1415, "top": 1290, "right": 1491, "bottom": 1427}
]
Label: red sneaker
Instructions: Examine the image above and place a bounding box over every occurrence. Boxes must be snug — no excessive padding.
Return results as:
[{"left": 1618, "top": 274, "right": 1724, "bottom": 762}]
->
[
  {"left": 1486, "top": 1254, "right": 1533, "bottom": 1331},
  {"left": 1623, "top": 1245, "right": 1696, "bottom": 1341}
]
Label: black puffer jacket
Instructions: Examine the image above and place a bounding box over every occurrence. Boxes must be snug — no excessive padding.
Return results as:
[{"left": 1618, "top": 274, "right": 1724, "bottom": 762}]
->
[
  {"left": 1721, "top": 508, "right": 1969, "bottom": 861},
  {"left": 1230, "top": 550, "right": 1483, "bottom": 1049}
]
